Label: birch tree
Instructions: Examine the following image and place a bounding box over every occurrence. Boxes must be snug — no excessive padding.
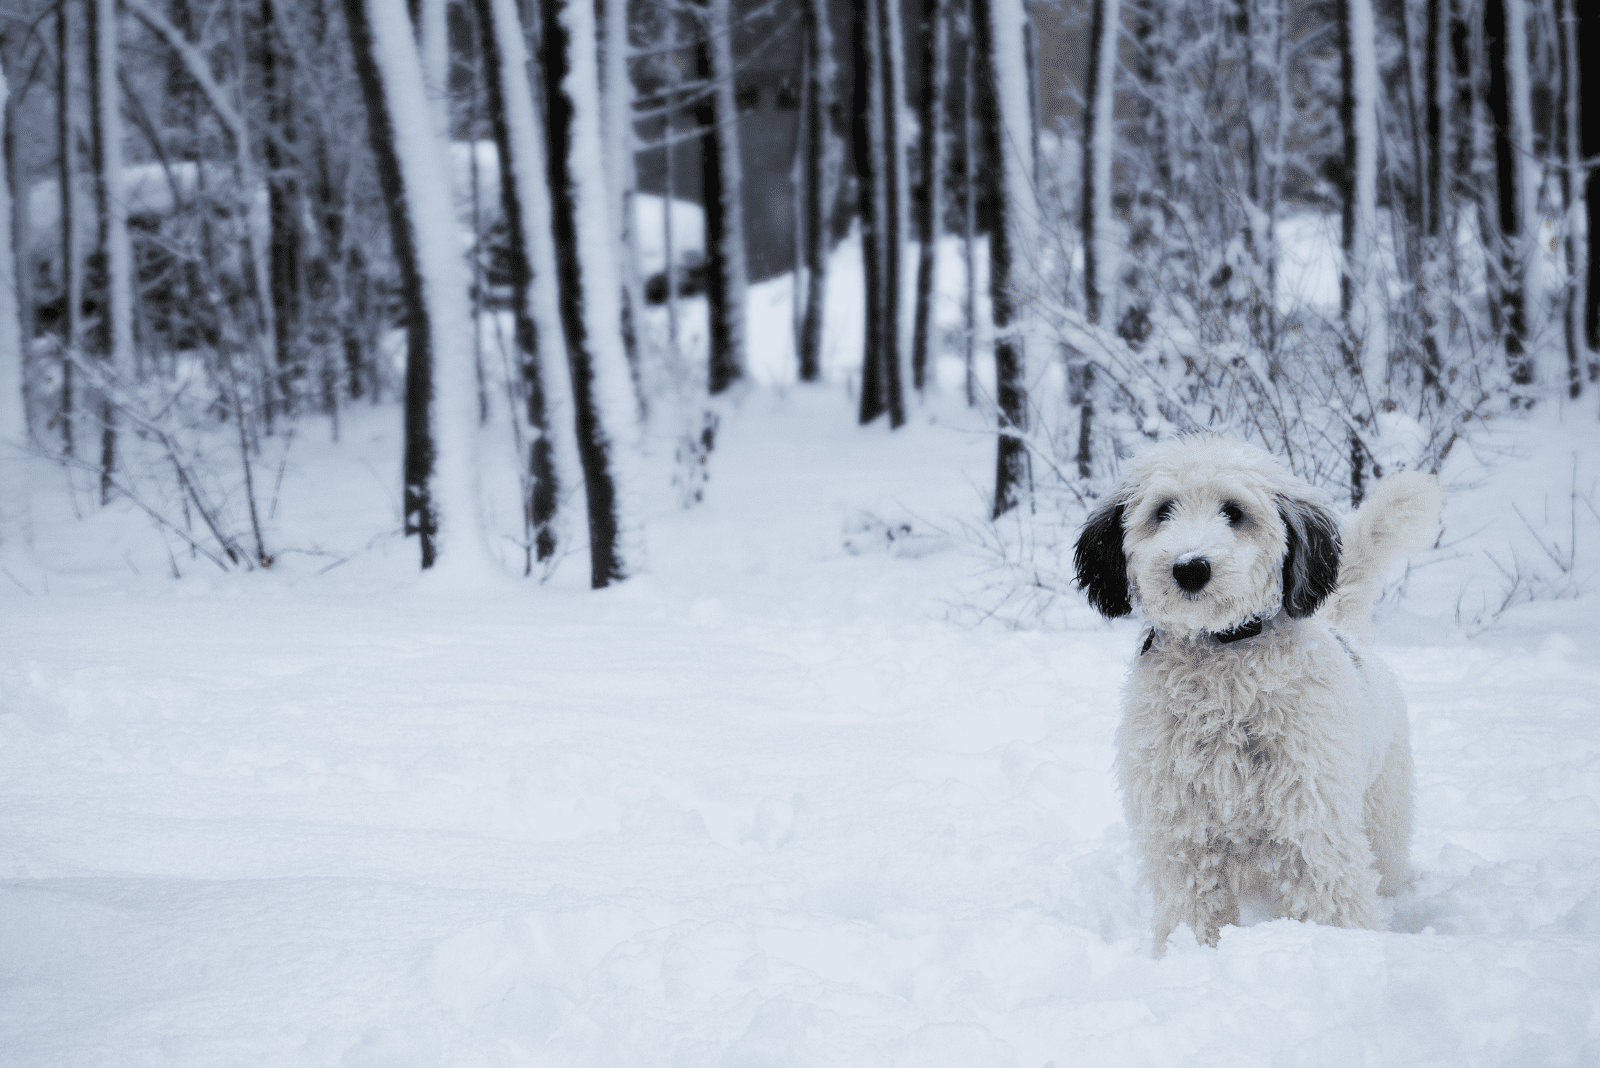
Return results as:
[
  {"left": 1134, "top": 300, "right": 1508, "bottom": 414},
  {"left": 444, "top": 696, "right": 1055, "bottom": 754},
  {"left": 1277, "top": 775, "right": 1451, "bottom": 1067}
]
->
[
  {"left": 0, "top": 60, "right": 30, "bottom": 562},
  {"left": 540, "top": 0, "right": 646, "bottom": 586},
  {"left": 87, "top": 0, "right": 133, "bottom": 504},
  {"left": 878, "top": 0, "right": 908, "bottom": 423},
  {"left": 342, "top": 0, "right": 497, "bottom": 576},
  {"left": 471, "top": 0, "right": 578, "bottom": 566},
  {"left": 974, "top": 0, "right": 1034, "bottom": 516},
  {"left": 597, "top": 0, "right": 643, "bottom": 402},
  {"left": 910, "top": 0, "right": 949, "bottom": 393}
]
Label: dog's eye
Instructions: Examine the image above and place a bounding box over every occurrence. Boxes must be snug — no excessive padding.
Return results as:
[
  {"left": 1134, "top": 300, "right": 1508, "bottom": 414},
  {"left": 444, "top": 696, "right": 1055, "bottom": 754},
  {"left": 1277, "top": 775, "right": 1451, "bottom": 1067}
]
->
[
  {"left": 1155, "top": 500, "right": 1175, "bottom": 522},
  {"left": 1222, "top": 502, "right": 1245, "bottom": 525}
]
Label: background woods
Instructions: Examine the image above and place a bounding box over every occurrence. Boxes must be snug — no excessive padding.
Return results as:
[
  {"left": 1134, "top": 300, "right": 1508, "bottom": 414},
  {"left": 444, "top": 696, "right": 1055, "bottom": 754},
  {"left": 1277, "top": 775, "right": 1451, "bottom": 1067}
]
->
[{"left": 0, "top": 0, "right": 1595, "bottom": 575}]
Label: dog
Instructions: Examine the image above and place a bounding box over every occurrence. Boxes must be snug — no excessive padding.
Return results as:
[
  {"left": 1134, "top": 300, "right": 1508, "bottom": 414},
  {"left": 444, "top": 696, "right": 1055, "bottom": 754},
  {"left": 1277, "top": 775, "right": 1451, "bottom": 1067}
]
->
[{"left": 1073, "top": 435, "right": 1442, "bottom": 951}]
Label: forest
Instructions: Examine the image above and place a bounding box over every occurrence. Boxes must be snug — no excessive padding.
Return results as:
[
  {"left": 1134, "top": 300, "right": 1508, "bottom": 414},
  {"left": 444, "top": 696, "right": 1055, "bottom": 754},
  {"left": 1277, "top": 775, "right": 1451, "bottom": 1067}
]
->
[
  {"left": 0, "top": 0, "right": 1591, "bottom": 583},
  {"left": 3, "top": 0, "right": 1600, "bottom": 1063}
]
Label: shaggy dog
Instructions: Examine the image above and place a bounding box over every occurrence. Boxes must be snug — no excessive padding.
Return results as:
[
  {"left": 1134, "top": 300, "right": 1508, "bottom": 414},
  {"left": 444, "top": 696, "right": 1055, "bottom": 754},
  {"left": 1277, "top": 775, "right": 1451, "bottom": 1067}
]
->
[{"left": 1074, "top": 435, "right": 1442, "bottom": 951}]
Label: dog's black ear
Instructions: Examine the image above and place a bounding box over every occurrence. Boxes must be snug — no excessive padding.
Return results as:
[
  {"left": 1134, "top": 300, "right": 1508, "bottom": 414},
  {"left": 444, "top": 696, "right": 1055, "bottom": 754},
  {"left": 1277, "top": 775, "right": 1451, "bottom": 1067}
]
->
[
  {"left": 1278, "top": 496, "right": 1341, "bottom": 618},
  {"left": 1075, "top": 499, "right": 1131, "bottom": 617}
]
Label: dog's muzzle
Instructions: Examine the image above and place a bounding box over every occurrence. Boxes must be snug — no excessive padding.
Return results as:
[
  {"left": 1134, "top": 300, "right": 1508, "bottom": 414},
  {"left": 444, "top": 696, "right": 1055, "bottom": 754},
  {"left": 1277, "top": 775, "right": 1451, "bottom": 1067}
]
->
[{"left": 1172, "top": 556, "right": 1212, "bottom": 592}]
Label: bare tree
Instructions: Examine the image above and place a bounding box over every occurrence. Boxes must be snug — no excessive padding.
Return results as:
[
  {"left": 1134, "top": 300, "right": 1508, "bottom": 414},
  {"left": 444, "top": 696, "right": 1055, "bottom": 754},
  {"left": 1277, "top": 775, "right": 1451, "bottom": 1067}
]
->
[
  {"left": 471, "top": 0, "right": 578, "bottom": 567},
  {"left": 974, "top": 0, "right": 1034, "bottom": 516},
  {"left": 1484, "top": 0, "right": 1534, "bottom": 400},
  {"left": 796, "top": 0, "right": 834, "bottom": 384},
  {"left": 0, "top": 59, "right": 31, "bottom": 562},
  {"left": 87, "top": 0, "right": 134, "bottom": 503},
  {"left": 343, "top": 0, "right": 496, "bottom": 575},
  {"left": 697, "top": 0, "right": 748, "bottom": 396},
  {"left": 910, "top": 0, "right": 949, "bottom": 393},
  {"left": 540, "top": 0, "right": 645, "bottom": 586}
]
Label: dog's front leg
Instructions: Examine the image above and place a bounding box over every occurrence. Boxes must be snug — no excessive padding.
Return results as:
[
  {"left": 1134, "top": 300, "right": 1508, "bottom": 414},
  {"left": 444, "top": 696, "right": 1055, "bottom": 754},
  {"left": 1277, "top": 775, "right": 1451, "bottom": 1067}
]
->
[
  {"left": 1144, "top": 835, "right": 1240, "bottom": 950},
  {"left": 1276, "top": 820, "right": 1384, "bottom": 931}
]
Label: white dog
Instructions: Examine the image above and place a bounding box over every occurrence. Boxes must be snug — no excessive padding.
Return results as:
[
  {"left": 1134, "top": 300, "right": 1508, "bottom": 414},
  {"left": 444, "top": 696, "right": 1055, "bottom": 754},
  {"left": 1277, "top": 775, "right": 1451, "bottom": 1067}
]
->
[{"left": 1074, "top": 435, "right": 1441, "bottom": 951}]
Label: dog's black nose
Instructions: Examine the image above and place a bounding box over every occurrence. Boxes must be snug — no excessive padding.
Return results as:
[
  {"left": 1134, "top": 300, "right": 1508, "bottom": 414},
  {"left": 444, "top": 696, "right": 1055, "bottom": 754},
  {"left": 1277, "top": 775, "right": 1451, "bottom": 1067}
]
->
[{"left": 1173, "top": 558, "right": 1211, "bottom": 592}]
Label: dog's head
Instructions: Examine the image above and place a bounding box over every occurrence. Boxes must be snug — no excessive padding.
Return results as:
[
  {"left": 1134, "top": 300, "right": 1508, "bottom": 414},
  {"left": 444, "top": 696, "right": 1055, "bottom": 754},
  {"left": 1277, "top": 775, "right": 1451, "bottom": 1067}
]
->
[{"left": 1074, "top": 436, "right": 1341, "bottom": 636}]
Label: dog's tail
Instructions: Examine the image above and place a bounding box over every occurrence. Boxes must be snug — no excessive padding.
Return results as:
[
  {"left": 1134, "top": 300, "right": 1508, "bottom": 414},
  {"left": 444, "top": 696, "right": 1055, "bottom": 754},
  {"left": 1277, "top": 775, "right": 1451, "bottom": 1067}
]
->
[{"left": 1318, "top": 471, "right": 1443, "bottom": 642}]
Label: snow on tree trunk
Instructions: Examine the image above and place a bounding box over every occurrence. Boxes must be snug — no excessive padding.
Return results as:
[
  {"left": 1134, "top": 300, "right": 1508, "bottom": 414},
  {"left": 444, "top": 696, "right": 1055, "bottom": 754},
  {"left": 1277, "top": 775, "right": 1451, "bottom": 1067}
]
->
[
  {"left": 0, "top": 63, "right": 32, "bottom": 562},
  {"left": 701, "top": 0, "right": 748, "bottom": 396},
  {"left": 597, "top": 0, "right": 643, "bottom": 405},
  {"left": 88, "top": 0, "right": 134, "bottom": 504},
  {"left": 878, "top": 0, "right": 908, "bottom": 426},
  {"left": 910, "top": 0, "right": 949, "bottom": 393},
  {"left": 1485, "top": 0, "right": 1533, "bottom": 398},
  {"left": 540, "top": 0, "right": 646, "bottom": 587},
  {"left": 1417, "top": 0, "right": 1447, "bottom": 399},
  {"left": 419, "top": 0, "right": 451, "bottom": 139},
  {"left": 797, "top": 0, "right": 835, "bottom": 384},
  {"left": 1081, "top": 0, "right": 1119, "bottom": 326},
  {"left": 472, "top": 0, "right": 579, "bottom": 565},
  {"left": 975, "top": 0, "right": 1035, "bottom": 516},
  {"left": 1339, "top": 0, "right": 1386, "bottom": 504},
  {"left": 343, "top": 0, "right": 498, "bottom": 578}
]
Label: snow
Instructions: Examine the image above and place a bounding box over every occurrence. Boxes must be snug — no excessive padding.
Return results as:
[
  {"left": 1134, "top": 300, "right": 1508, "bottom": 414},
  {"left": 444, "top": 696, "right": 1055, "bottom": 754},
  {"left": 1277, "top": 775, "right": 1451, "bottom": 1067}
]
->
[{"left": 3, "top": 212, "right": 1600, "bottom": 1065}]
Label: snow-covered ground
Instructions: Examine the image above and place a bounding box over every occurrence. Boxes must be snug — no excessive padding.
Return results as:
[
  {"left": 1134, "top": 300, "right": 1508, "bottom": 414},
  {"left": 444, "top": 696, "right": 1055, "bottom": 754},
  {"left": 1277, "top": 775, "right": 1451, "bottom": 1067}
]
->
[
  {"left": 4, "top": 380, "right": 1598, "bottom": 1066},
  {"left": 4, "top": 222, "right": 1600, "bottom": 1064}
]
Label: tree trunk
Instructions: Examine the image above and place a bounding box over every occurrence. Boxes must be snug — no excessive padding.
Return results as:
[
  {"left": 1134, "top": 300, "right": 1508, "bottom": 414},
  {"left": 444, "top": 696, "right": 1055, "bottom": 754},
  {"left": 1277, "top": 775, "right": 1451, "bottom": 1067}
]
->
[
  {"left": 1485, "top": 0, "right": 1533, "bottom": 399},
  {"left": 911, "top": 0, "right": 949, "bottom": 393},
  {"left": 961, "top": 0, "right": 977, "bottom": 407},
  {"left": 1338, "top": 0, "right": 1384, "bottom": 504},
  {"left": 472, "top": 0, "right": 578, "bottom": 566},
  {"left": 854, "top": 0, "right": 887, "bottom": 422},
  {"left": 1580, "top": 0, "right": 1599, "bottom": 369},
  {"left": 1554, "top": 0, "right": 1583, "bottom": 398},
  {"left": 57, "top": 0, "right": 80, "bottom": 456},
  {"left": 596, "top": 0, "right": 643, "bottom": 408},
  {"left": 87, "top": 0, "right": 134, "bottom": 504},
  {"left": 877, "top": 0, "right": 908, "bottom": 426},
  {"left": 539, "top": 0, "right": 645, "bottom": 587},
  {"left": 1081, "top": 0, "right": 1119, "bottom": 326},
  {"left": 262, "top": 0, "right": 303, "bottom": 417},
  {"left": 974, "top": 0, "right": 1035, "bottom": 517},
  {"left": 343, "top": 0, "right": 495, "bottom": 576},
  {"left": 698, "top": 0, "right": 748, "bottom": 396},
  {"left": 0, "top": 62, "right": 31, "bottom": 561},
  {"left": 797, "top": 0, "right": 834, "bottom": 384}
]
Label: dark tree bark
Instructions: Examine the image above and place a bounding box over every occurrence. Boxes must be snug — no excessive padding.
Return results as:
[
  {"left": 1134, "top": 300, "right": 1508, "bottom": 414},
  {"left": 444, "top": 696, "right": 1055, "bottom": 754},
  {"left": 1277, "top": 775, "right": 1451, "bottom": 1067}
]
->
[
  {"left": 342, "top": 0, "right": 437, "bottom": 564},
  {"left": 1081, "top": 0, "right": 1111, "bottom": 325},
  {"left": 696, "top": 0, "right": 747, "bottom": 396},
  {"left": 853, "top": 0, "right": 887, "bottom": 423},
  {"left": 473, "top": 0, "right": 561, "bottom": 562},
  {"left": 262, "top": 0, "right": 303, "bottom": 417},
  {"left": 910, "top": 0, "right": 949, "bottom": 393},
  {"left": 540, "top": 0, "right": 641, "bottom": 587},
  {"left": 960, "top": 0, "right": 977, "bottom": 407},
  {"left": 1484, "top": 0, "right": 1530, "bottom": 396},
  {"left": 56, "top": 0, "right": 78, "bottom": 456},
  {"left": 876, "top": 0, "right": 906, "bottom": 427},
  {"left": 1582, "top": 0, "right": 1599, "bottom": 364},
  {"left": 797, "top": 0, "right": 834, "bottom": 383},
  {"left": 973, "top": 0, "right": 1031, "bottom": 517},
  {"left": 1554, "top": 0, "right": 1581, "bottom": 398}
]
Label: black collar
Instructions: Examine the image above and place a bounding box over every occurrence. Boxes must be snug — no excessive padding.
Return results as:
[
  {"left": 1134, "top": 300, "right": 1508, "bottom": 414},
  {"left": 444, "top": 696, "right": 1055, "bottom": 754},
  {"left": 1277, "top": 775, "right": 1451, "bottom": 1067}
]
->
[{"left": 1213, "top": 618, "right": 1264, "bottom": 643}]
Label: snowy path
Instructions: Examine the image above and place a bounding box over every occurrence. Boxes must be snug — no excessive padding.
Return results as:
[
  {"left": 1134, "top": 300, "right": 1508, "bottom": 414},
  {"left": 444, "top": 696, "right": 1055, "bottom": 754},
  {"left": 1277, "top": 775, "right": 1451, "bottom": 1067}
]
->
[{"left": 3, "top": 392, "right": 1599, "bottom": 1066}]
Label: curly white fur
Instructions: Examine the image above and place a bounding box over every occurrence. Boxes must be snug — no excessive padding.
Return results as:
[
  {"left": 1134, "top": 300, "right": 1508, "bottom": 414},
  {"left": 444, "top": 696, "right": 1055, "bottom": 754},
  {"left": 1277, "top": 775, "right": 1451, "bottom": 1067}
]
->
[{"left": 1075, "top": 436, "right": 1441, "bottom": 952}]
